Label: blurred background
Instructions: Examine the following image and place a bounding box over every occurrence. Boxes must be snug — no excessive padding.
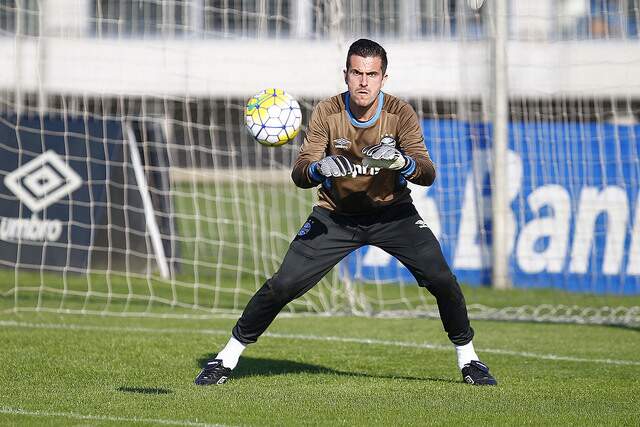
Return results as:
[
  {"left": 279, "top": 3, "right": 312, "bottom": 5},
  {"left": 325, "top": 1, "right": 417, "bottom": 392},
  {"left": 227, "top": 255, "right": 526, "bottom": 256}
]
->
[{"left": 0, "top": 1, "right": 639, "bottom": 325}]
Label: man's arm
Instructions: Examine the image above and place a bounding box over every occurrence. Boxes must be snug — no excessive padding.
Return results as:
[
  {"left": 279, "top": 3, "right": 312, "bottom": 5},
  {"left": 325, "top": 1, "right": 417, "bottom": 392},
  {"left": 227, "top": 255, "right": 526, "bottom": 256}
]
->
[
  {"left": 291, "top": 103, "right": 330, "bottom": 188},
  {"left": 396, "top": 103, "right": 436, "bottom": 186}
]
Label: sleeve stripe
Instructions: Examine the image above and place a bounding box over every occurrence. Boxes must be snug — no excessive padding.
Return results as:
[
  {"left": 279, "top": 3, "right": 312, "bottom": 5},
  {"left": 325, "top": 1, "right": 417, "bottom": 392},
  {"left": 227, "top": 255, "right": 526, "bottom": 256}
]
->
[
  {"left": 400, "top": 156, "right": 416, "bottom": 177},
  {"left": 308, "top": 162, "right": 324, "bottom": 183}
]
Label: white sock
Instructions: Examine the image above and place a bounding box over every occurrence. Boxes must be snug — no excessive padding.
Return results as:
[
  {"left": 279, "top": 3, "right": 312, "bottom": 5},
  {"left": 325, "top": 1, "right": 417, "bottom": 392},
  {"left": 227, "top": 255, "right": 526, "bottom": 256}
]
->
[
  {"left": 216, "top": 337, "right": 246, "bottom": 369},
  {"left": 455, "top": 341, "right": 479, "bottom": 370}
]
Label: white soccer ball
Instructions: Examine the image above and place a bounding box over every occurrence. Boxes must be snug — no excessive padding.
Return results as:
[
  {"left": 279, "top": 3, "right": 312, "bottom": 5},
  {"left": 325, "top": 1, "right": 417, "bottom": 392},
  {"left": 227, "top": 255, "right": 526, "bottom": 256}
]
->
[{"left": 245, "top": 88, "right": 302, "bottom": 146}]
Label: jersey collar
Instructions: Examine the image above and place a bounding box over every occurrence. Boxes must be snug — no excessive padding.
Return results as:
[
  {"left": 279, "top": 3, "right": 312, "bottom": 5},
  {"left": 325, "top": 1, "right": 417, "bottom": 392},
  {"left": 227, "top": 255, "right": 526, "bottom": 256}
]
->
[{"left": 344, "top": 91, "right": 384, "bottom": 128}]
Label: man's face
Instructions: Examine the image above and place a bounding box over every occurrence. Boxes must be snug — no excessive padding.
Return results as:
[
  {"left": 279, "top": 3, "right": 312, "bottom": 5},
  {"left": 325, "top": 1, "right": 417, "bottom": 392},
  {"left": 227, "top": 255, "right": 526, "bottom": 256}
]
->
[{"left": 344, "top": 55, "right": 387, "bottom": 109}]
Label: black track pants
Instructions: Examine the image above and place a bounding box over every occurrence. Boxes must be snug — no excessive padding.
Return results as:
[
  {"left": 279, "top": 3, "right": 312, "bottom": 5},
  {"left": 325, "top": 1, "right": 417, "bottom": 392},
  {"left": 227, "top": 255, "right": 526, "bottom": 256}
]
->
[{"left": 232, "top": 204, "right": 474, "bottom": 346}]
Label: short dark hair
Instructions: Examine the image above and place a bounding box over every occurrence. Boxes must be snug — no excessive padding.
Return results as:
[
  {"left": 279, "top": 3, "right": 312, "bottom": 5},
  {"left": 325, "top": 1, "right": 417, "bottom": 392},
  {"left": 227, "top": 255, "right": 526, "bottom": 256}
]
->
[{"left": 346, "top": 38, "right": 388, "bottom": 74}]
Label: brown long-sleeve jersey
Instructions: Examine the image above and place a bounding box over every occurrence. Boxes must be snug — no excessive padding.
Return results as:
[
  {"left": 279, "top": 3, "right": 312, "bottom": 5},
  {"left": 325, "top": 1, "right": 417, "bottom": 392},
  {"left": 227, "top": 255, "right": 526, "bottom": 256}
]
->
[{"left": 291, "top": 92, "right": 436, "bottom": 214}]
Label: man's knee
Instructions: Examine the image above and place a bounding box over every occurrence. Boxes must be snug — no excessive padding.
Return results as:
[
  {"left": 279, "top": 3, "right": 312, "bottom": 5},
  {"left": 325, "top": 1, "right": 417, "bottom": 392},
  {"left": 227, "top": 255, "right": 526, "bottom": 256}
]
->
[
  {"left": 264, "top": 274, "right": 300, "bottom": 304},
  {"left": 419, "top": 268, "right": 461, "bottom": 297},
  {"left": 417, "top": 265, "right": 454, "bottom": 288}
]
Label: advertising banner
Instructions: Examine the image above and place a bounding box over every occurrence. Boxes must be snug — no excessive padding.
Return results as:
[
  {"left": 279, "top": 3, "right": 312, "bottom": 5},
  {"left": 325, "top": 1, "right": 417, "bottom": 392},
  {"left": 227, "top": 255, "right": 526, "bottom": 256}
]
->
[
  {"left": 345, "top": 120, "right": 640, "bottom": 294},
  {"left": 0, "top": 115, "right": 123, "bottom": 270},
  {"left": 0, "top": 115, "right": 174, "bottom": 273}
]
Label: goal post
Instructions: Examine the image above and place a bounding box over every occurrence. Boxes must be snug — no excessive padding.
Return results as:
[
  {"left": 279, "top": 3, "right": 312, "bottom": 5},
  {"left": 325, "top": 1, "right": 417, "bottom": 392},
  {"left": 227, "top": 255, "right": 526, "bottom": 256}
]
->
[
  {"left": 125, "top": 121, "right": 170, "bottom": 280},
  {"left": 0, "top": 0, "right": 639, "bottom": 326},
  {"left": 490, "top": 0, "right": 510, "bottom": 290}
]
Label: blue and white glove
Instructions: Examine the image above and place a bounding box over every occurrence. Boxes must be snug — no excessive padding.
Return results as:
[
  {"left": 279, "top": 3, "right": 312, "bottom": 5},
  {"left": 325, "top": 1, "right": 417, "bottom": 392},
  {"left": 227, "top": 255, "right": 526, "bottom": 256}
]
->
[
  {"left": 309, "top": 155, "right": 354, "bottom": 181},
  {"left": 362, "top": 144, "right": 408, "bottom": 170},
  {"left": 362, "top": 144, "right": 416, "bottom": 176}
]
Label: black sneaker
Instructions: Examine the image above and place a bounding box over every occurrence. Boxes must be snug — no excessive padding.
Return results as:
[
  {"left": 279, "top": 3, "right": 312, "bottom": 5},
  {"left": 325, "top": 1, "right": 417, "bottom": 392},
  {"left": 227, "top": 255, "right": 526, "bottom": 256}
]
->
[
  {"left": 461, "top": 360, "right": 497, "bottom": 385},
  {"left": 194, "top": 359, "right": 232, "bottom": 385}
]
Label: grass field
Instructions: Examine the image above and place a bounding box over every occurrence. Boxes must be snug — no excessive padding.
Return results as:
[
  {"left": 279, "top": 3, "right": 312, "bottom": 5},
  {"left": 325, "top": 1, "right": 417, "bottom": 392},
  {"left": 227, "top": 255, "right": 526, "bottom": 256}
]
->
[{"left": 1, "top": 306, "right": 639, "bottom": 426}]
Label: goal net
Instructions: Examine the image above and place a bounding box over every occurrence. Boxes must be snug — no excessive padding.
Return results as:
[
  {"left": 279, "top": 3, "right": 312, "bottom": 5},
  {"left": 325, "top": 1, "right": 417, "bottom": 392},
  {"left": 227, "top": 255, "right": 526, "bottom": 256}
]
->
[{"left": 0, "top": 0, "right": 639, "bottom": 326}]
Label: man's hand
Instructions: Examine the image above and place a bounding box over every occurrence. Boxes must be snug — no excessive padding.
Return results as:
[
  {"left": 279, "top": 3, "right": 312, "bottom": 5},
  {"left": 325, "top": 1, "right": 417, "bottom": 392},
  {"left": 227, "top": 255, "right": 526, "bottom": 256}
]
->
[
  {"left": 311, "top": 155, "right": 354, "bottom": 179},
  {"left": 361, "top": 144, "right": 407, "bottom": 170}
]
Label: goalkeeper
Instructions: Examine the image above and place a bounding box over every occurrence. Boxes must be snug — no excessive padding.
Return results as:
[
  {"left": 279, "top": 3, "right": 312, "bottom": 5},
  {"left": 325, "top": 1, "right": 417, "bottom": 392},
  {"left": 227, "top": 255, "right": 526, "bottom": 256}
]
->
[{"left": 196, "top": 38, "right": 497, "bottom": 386}]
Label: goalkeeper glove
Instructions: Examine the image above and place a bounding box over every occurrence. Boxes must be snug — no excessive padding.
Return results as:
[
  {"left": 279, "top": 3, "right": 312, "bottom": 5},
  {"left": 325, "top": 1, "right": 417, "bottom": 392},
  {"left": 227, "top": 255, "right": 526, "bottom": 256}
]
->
[
  {"left": 362, "top": 144, "right": 408, "bottom": 170},
  {"left": 309, "top": 155, "right": 354, "bottom": 181}
]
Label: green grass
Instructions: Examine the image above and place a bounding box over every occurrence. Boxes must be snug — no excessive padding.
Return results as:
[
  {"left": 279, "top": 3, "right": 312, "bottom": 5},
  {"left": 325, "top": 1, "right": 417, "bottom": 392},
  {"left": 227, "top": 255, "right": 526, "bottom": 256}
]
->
[
  {"left": 3, "top": 268, "right": 640, "bottom": 320},
  {"left": 1, "top": 310, "right": 639, "bottom": 426}
]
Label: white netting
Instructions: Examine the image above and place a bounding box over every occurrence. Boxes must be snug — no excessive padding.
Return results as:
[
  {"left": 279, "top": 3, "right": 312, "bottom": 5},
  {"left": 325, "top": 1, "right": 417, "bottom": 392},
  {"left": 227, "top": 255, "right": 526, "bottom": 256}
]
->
[{"left": 0, "top": 0, "right": 639, "bottom": 327}]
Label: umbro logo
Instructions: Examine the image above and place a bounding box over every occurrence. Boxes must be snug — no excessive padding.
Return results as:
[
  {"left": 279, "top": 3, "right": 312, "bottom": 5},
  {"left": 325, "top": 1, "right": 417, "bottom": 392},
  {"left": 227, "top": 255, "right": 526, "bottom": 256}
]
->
[
  {"left": 415, "top": 220, "right": 428, "bottom": 229},
  {"left": 1, "top": 150, "right": 81, "bottom": 242},
  {"left": 4, "top": 150, "right": 82, "bottom": 213},
  {"left": 333, "top": 138, "right": 351, "bottom": 149}
]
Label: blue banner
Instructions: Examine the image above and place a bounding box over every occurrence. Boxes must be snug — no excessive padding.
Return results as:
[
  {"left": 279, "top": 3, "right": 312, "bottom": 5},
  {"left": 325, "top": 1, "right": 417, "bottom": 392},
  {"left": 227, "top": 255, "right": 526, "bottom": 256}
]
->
[
  {"left": 344, "top": 120, "right": 640, "bottom": 295},
  {"left": 0, "top": 115, "right": 126, "bottom": 269},
  {"left": 0, "top": 115, "right": 177, "bottom": 273}
]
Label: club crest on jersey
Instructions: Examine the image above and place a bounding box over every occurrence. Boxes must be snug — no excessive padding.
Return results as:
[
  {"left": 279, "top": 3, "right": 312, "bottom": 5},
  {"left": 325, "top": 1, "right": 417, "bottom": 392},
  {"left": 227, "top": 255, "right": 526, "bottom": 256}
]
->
[
  {"left": 333, "top": 138, "right": 352, "bottom": 150},
  {"left": 297, "top": 220, "right": 313, "bottom": 236},
  {"left": 380, "top": 134, "right": 396, "bottom": 147}
]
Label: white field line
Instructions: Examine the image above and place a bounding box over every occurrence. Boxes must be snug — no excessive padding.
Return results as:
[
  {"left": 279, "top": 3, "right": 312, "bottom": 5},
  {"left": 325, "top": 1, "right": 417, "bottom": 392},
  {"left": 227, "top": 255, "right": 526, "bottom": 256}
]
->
[
  {"left": 0, "top": 406, "right": 228, "bottom": 427},
  {"left": 1, "top": 320, "right": 639, "bottom": 367}
]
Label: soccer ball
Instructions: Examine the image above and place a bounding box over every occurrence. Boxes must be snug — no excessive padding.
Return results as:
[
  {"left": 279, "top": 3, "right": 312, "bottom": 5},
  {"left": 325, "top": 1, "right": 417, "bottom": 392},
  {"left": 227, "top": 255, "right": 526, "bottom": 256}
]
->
[{"left": 245, "top": 88, "right": 302, "bottom": 146}]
